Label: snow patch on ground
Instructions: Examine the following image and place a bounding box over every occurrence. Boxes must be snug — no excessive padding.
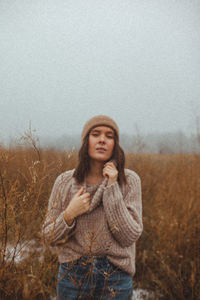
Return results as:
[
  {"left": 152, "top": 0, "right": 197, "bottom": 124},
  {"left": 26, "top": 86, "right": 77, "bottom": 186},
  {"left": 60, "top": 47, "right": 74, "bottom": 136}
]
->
[
  {"left": 5, "top": 240, "right": 43, "bottom": 263},
  {"left": 132, "top": 288, "right": 158, "bottom": 299}
]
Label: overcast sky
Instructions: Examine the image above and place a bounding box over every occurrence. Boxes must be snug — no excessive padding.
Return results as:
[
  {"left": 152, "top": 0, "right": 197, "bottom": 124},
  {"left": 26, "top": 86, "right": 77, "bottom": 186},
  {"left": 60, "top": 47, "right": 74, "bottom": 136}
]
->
[{"left": 0, "top": 0, "right": 200, "bottom": 143}]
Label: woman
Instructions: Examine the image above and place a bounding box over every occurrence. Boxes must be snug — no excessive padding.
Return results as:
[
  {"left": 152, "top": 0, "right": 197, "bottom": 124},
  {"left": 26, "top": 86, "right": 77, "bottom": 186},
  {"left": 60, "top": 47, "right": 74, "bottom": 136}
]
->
[{"left": 42, "top": 115, "right": 143, "bottom": 300}]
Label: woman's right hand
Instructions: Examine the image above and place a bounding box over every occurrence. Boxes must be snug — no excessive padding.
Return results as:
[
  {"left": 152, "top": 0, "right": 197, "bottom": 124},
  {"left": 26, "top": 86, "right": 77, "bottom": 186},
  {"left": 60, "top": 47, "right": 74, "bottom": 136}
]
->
[{"left": 63, "top": 187, "right": 90, "bottom": 223}]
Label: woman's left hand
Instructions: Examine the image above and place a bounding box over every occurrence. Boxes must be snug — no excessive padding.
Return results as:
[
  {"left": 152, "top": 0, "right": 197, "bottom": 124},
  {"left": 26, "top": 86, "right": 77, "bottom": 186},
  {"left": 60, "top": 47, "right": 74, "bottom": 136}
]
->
[{"left": 103, "top": 161, "right": 118, "bottom": 186}]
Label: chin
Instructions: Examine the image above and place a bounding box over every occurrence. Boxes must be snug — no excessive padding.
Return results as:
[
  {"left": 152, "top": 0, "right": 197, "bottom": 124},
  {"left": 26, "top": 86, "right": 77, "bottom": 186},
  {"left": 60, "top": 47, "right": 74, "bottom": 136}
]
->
[
  {"left": 91, "top": 155, "right": 111, "bottom": 162},
  {"left": 95, "top": 157, "right": 108, "bottom": 162}
]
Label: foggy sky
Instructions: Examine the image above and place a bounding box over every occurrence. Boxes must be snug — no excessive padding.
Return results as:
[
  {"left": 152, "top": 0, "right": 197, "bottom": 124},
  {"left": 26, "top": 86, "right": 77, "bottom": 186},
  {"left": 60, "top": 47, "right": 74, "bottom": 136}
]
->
[{"left": 0, "top": 0, "right": 200, "bottom": 143}]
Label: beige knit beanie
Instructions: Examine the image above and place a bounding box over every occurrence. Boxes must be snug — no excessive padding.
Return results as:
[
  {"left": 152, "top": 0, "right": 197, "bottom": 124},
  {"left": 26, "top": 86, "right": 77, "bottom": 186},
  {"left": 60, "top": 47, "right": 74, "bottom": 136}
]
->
[{"left": 81, "top": 115, "right": 119, "bottom": 143}]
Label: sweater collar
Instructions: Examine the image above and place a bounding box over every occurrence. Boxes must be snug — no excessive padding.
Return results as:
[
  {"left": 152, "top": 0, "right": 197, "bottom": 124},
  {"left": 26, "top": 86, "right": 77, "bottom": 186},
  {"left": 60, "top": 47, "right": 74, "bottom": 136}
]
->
[{"left": 71, "top": 171, "right": 108, "bottom": 213}]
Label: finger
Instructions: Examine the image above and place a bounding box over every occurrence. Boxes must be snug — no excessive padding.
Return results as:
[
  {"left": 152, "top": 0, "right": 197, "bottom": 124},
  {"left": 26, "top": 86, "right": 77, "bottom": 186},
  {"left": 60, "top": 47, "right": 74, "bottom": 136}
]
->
[
  {"left": 103, "top": 171, "right": 109, "bottom": 178},
  {"left": 104, "top": 164, "right": 115, "bottom": 169},
  {"left": 103, "top": 167, "right": 112, "bottom": 174},
  {"left": 82, "top": 192, "right": 90, "bottom": 197},
  {"left": 83, "top": 198, "right": 90, "bottom": 204},
  {"left": 105, "top": 161, "right": 114, "bottom": 165},
  {"left": 83, "top": 192, "right": 90, "bottom": 197},
  {"left": 82, "top": 194, "right": 90, "bottom": 200},
  {"left": 104, "top": 166, "right": 113, "bottom": 170},
  {"left": 102, "top": 169, "right": 107, "bottom": 176},
  {"left": 103, "top": 165, "right": 111, "bottom": 170},
  {"left": 77, "top": 187, "right": 84, "bottom": 196},
  {"left": 82, "top": 197, "right": 90, "bottom": 204},
  {"left": 104, "top": 162, "right": 115, "bottom": 167}
]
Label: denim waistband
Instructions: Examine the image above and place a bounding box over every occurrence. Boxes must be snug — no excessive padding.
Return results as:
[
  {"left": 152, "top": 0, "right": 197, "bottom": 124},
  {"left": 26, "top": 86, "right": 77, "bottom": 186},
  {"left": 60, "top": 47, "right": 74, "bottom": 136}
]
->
[
  {"left": 78, "top": 255, "right": 107, "bottom": 263},
  {"left": 61, "top": 256, "right": 114, "bottom": 270}
]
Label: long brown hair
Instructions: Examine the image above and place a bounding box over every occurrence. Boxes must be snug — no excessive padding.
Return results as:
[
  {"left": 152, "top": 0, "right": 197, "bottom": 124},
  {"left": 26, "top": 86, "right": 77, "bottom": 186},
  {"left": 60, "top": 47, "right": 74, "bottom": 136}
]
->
[{"left": 73, "top": 130, "right": 127, "bottom": 185}]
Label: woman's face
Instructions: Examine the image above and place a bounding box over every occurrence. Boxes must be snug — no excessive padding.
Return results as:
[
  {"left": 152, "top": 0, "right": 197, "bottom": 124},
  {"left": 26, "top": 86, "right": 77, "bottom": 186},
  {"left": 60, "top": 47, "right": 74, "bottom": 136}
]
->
[{"left": 88, "top": 126, "right": 115, "bottom": 162}]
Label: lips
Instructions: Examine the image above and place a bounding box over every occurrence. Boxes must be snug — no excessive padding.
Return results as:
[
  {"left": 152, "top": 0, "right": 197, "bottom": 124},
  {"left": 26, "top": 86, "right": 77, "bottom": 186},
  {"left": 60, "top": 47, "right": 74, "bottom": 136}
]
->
[{"left": 96, "top": 147, "right": 106, "bottom": 152}]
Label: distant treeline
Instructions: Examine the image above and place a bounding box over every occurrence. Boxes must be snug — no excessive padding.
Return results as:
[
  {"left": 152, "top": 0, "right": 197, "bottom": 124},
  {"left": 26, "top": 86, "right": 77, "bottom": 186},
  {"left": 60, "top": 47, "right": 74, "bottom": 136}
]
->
[{"left": 1, "top": 131, "right": 200, "bottom": 153}]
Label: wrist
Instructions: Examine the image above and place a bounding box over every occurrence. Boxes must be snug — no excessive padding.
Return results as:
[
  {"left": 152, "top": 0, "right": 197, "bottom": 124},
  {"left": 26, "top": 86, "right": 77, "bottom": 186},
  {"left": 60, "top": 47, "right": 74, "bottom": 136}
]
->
[
  {"left": 107, "top": 178, "right": 117, "bottom": 186},
  {"left": 63, "top": 208, "right": 75, "bottom": 226}
]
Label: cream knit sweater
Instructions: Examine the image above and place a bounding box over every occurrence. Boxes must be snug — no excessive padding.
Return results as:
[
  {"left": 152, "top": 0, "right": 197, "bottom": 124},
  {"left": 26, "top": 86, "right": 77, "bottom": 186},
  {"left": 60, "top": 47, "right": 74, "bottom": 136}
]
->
[{"left": 42, "top": 168, "right": 143, "bottom": 277}]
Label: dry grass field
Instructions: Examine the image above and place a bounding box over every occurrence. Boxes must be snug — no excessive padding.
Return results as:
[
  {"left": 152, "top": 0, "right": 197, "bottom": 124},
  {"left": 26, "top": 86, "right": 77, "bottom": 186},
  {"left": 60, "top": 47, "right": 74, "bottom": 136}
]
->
[{"left": 0, "top": 143, "right": 199, "bottom": 299}]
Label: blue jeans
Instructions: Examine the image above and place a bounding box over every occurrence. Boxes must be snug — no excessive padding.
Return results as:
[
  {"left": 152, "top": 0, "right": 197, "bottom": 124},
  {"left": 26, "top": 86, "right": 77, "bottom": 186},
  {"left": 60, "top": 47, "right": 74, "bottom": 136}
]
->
[{"left": 57, "top": 256, "right": 133, "bottom": 300}]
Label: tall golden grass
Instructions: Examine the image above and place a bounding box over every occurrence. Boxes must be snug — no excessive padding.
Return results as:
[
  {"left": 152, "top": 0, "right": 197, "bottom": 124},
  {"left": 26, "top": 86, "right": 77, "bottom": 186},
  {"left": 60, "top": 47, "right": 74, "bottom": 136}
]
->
[{"left": 0, "top": 143, "right": 199, "bottom": 299}]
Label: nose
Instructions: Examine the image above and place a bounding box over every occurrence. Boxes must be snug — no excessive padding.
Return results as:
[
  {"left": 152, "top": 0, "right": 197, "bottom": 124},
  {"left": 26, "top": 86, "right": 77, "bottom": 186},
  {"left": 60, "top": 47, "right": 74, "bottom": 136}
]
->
[{"left": 99, "top": 134, "right": 105, "bottom": 143}]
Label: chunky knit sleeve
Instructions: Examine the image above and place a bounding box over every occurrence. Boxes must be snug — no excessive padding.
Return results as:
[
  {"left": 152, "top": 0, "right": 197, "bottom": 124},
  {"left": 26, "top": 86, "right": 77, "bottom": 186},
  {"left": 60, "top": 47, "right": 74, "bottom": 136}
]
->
[
  {"left": 102, "top": 170, "right": 143, "bottom": 248},
  {"left": 42, "top": 171, "right": 75, "bottom": 246}
]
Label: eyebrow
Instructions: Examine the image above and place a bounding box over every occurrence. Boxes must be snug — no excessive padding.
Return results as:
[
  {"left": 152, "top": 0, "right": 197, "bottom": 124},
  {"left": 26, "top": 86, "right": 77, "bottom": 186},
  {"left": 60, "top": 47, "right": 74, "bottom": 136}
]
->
[{"left": 91, "top": 129, "right": 114, "bottom": 134}]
